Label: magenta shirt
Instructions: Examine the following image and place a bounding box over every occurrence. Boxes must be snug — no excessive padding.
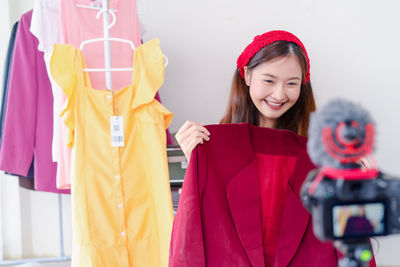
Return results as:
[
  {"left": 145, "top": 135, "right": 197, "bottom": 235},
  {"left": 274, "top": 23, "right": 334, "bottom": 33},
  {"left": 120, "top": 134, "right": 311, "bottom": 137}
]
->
[{"left": 0, "top": 10, "right": 70, "bottom": 194}]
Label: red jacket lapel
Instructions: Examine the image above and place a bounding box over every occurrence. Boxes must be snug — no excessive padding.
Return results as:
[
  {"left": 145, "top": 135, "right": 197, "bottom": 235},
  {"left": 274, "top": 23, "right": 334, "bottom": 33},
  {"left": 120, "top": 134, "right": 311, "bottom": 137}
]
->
[
  {"left": 226, "top": 159, "right": 265, "bottom": 267},
  {"left": 274, "top": 141, "right": 315, "bottom": 267},
  {"left": 226, "top": 125, "right": 313, "bottom": 267},
  {"left": 274, "top": 183, "right": 310, "bottom": 266}
]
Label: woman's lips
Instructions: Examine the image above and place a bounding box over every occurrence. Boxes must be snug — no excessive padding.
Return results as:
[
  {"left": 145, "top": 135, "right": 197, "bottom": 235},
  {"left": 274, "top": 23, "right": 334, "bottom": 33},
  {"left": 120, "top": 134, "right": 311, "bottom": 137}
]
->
[{"left": 264, "top": 100, "right": 284, "bottom": 110}]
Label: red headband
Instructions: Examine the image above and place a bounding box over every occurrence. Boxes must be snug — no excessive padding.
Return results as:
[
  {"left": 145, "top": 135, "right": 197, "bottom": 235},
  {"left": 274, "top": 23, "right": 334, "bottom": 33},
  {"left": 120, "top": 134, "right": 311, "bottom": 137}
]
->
[{"left": 236, "top": 30, "right": 310, "bottom": 84}]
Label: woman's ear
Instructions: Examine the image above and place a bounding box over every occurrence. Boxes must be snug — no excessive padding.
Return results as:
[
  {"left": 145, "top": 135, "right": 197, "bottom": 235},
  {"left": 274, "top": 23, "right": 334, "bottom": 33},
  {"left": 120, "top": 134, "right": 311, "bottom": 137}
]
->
[{"left": 244, "top": 66, "right": 251, "bottom": 86}]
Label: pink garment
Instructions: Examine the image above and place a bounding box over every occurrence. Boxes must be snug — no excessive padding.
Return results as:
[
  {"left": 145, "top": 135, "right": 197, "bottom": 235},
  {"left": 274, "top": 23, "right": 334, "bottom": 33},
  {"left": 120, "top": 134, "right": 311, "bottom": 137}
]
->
[
  {"left": 0, "top": 10, "right": 69, "bottom": 194},
  {"left": 57, "top": 96, "right": 71, "bottom": 189},
  {"left": 60, "top": 0, "right": 141, "bottom": 90},
  {"left": 60, "top": 0, "right": 174, "bottom": 146},
  {"left": 31, "top": 0, "right": 71, "bottom": 189}
]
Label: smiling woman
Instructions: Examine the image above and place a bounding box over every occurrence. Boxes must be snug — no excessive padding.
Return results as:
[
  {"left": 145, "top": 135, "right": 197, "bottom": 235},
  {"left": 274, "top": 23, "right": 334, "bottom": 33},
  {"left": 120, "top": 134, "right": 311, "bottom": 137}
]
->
[
  {"left": 176, "top": 30, "right": 316, "bottom": 162},
  {"left": 170, "top": 30, "right": 360, "bottom": 267}
]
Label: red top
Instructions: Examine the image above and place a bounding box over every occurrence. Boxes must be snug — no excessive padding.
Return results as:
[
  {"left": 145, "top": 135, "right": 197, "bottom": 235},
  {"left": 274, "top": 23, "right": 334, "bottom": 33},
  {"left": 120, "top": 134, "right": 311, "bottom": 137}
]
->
[
  {"left": 169, "top": 123, "right": 375, "bottom": 267},
  {"left": 256, "top": 153, "right": 297, "bottom": 266}
]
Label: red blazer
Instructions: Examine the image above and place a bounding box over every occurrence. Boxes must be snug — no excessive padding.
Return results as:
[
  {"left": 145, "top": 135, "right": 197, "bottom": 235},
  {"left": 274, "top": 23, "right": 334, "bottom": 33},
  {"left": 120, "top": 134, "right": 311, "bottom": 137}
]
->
[{"left": 169, "top": 123, "right": 376, "bottom": 267}]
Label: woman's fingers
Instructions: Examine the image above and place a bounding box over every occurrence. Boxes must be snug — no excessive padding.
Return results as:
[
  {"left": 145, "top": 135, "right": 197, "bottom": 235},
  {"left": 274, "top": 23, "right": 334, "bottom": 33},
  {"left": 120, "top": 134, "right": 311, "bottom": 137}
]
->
[
  {"left": 175, "top": 120, "right": 194, "bottom": 141},
  {"left": 176, "top": 121, "right": 210, "bottom": 145},
  {"left": 179, "top": 130, "right": 210, "bottom": 160},
  {"left": 180, "top": 131, "right": 210, "bottom": 150},
  {"left": 175, "top": 121, "right": 211, "bottom": 161},
  {"left": 176, "top": 121, "right": 209, "bottom": 143}
]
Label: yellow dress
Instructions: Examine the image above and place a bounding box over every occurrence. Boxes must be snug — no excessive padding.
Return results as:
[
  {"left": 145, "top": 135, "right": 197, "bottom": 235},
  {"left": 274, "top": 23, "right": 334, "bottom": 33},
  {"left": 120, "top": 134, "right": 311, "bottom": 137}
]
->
[{"left": 51, "top": 39, "right": 174, "bottom": 267}]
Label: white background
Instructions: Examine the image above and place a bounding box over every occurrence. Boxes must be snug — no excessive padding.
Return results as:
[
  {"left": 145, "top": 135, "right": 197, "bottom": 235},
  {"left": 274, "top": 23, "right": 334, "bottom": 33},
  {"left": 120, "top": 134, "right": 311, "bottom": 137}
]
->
[{"left": 1, "top": 0, "right": 400, "bottom": 265}]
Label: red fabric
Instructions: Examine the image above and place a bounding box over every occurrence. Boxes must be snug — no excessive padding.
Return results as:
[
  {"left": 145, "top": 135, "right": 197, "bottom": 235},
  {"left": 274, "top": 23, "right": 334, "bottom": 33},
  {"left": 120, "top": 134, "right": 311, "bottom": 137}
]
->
[
  {"left": 256, "top": 154, "right": 297, "bottom": 266},
  {"left": 169, "top": 123, "right": 354, "bottom": 267},
  {"left": 236, "top": 30, "right": 310, "bottom": 83}
]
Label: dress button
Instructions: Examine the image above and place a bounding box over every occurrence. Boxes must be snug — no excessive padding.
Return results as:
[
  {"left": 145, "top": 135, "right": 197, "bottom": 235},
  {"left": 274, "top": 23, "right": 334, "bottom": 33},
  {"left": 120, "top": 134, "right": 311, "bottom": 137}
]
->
[
  {"left": 115, "top": 174, "right": 120, "bottom": 179},
  {"left": 118, "top": 203, "right": 122, "bottom": 208},
  {"left": 107, "top": 95, "right": 112, "bottom": 99},
  {"left": 121, "top": 231, "right": 125, "bottom": 237}
]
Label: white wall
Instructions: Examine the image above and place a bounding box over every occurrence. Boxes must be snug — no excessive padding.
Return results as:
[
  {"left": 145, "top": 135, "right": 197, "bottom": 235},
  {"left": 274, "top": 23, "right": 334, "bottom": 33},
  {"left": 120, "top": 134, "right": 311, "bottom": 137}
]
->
[{"left": 2, "top": 0, "right": 400, "bottom": 265}]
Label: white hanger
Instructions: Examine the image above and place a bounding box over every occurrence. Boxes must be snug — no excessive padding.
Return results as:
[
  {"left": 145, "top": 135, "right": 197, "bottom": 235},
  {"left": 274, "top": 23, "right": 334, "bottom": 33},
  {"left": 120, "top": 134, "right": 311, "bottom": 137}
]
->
[
  {"left": 80, "top": 8, "right": 135, "bottom": 74},
  {"left": 78, "top": 0, "right": 168, "bottom": 89},
  {"left": 79, "top": 7, "right": 168, "bottom": 72},
  {"left": 76, "top": 3, "right": 118, "bottom": 13}
]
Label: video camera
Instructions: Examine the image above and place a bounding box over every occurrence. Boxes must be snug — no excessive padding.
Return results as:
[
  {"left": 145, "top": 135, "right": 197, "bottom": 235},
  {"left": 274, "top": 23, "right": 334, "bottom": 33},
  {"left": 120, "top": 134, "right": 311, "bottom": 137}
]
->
[{"left": 300, "top": 99, "right": 400, "bottom": 267}]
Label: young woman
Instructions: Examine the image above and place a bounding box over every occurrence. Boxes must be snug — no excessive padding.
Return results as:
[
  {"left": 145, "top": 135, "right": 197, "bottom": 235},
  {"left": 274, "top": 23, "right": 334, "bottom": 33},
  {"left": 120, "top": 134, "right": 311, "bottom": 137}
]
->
[
  {"left": 170, "top": 30, "right": 375, "bottom": 267},
  {"left": 176, "top": 30, "right": 315, "bottom": 162}
]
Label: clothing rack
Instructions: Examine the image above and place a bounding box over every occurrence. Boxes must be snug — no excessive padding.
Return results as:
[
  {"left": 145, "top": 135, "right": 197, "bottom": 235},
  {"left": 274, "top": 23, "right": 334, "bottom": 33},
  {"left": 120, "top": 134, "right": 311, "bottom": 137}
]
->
[
  {"left": 0, "top": 0, "right": 114, "bottom": 265},
  {"left": 1, "top": 1, "right": 179, "bottom": 264}
]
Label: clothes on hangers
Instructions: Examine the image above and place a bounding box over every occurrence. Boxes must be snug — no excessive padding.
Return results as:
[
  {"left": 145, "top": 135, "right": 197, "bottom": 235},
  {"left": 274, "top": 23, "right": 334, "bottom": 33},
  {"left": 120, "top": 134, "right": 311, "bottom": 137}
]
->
[
  {"left": 0, "top": 20, "right": 35, "bottom": 191},
  {"left": 0, "top": 10, "right": 69, "bottom": 194},
  {"left": 66, "top": 0, "right": 174, "bottom": 145},
  {"left": 169, "top": 123, "right": 345, "bottom": 267},
  {"left": 51, "top": 38, "right": 173, "bottom": 266},
  {"left": 1, "top": 21, "right": 19, "bottom": 144},
  {"left": 60, "top": 0, "right": 141, "bottom": 90},
  {"left": 30, "top": 0, "right": 72, "bottom": 190},
  {"left": 29, "top": 0, "right": 173, "bottom": 190},
  {"left": 30, "top": 0, "right": 61, "bottom": 165},
  {"left": 31, "top": 0, "right": 60, "bottom": 54},
  {"left": 60, "top": 0, "right": 174, "bottom": 145}
]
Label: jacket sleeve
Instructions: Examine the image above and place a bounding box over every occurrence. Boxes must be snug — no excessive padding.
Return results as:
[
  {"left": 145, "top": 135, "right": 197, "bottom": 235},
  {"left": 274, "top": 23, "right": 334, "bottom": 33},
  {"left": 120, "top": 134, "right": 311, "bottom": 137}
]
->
[
  {"left": 0, "top": 15, "right": 37, "bottom": 176},
  {"left": 169, "top": 146, "right": 207, "bottom": 267}
]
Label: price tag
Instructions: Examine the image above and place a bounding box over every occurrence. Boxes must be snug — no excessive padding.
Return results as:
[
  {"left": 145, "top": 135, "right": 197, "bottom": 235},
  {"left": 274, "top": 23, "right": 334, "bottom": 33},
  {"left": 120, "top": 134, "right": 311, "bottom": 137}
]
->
[{"left": 110, "top": 116, "right": 124, "bottom": 147}]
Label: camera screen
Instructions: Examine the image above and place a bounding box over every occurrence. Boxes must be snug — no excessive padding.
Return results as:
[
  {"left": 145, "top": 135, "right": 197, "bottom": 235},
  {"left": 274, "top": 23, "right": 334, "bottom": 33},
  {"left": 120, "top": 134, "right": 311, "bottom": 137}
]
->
[{"left": 332, "top": 202, "right": 386, "bottom": 238}]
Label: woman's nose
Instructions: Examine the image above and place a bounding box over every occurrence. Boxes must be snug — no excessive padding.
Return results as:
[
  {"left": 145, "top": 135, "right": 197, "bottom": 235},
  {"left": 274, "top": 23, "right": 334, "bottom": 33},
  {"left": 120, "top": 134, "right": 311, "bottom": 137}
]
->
[{"left": 270, "top": 83, "right": 286, "bottom": 101}]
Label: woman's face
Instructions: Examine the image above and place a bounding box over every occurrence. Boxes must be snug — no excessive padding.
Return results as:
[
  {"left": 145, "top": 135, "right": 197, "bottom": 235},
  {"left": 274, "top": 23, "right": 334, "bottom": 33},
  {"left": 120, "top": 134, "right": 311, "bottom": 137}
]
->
[{"left": 245, "top": 54, "right": 302, "bottom": 128}]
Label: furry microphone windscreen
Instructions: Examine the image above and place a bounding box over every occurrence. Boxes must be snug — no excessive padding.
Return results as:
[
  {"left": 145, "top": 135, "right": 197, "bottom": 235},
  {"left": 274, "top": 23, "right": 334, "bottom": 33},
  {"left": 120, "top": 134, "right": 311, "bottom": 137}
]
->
[{"left": 307, "top": 99, "right": 375, "bottom": 169}]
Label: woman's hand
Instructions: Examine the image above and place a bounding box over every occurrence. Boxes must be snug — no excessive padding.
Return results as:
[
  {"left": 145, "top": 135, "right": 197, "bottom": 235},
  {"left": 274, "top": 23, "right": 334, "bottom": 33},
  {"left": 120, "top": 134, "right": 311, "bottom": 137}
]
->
[{"left": 175, "top": 121, "right": 210, "bottom": 162}]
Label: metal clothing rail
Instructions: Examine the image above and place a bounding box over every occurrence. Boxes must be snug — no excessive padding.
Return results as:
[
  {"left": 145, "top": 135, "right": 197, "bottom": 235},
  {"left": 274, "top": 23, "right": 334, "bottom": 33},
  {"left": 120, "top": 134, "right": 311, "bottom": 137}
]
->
[{"left": 0, "top": 194, "right": 70, "bottom": 266}]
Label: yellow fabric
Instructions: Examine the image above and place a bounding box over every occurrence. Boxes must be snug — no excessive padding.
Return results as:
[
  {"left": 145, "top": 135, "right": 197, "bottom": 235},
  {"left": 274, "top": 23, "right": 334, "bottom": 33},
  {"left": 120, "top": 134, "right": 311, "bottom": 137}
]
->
[{"left": 50, "top": 39, "right": 174, "bottom": 267}]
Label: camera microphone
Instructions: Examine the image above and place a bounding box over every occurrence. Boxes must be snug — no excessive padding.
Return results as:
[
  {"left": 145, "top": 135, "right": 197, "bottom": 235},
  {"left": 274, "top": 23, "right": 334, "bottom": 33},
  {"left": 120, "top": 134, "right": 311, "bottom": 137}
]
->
[{"left": 301, "top": 98, "right": 400, "bottom": 267}]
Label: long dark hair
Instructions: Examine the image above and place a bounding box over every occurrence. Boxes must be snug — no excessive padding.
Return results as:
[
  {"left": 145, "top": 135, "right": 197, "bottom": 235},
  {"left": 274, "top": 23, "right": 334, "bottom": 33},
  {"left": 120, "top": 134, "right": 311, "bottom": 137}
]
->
[{"left": 220, "top": 41, "right": 316, "bottom": 137}]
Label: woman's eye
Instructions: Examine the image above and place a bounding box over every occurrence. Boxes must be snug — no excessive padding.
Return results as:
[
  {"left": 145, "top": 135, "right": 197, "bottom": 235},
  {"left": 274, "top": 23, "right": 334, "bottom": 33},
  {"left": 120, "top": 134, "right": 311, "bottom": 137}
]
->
[
  {"left": 288, "top": 82, "right": 298, "bottom": 86},
  {"left": 264, "top": 80, "right": 274, "bottom": 84}
]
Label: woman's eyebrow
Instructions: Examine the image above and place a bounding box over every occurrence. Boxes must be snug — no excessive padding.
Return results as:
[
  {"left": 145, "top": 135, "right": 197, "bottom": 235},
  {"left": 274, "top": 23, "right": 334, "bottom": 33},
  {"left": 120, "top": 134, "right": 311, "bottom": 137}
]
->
[
  {"left": 261, "top": 73, "right": 301, "bottom": 80},
  {"left": 261, "top": 73, "right": 277, "bottom": 78}
]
